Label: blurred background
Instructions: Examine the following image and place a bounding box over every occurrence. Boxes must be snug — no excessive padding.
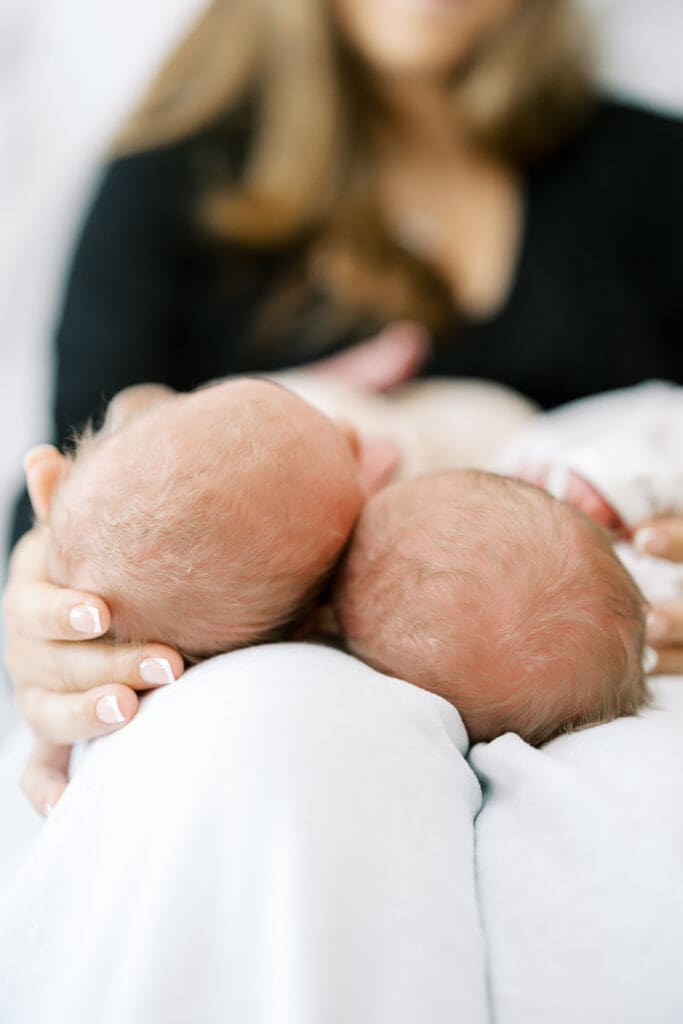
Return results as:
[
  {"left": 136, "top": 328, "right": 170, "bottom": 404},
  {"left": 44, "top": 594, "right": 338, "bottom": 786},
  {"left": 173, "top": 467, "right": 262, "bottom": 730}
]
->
[{"left": 1, "top": 0, "right": 682, "bottom": 591}]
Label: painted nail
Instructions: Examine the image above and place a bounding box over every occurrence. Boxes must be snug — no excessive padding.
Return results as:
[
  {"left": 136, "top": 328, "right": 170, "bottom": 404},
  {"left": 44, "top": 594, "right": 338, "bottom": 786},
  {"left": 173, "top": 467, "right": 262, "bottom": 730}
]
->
[
  {"left": 70, "top": 604, "right": 103, "bottom": 635},
  {"left": 634, "top": 527, "right": 669, "bottom": 556},
  {"left": 96, "top": 695, "right": 125, "bottom": 725},
  {"left": 43, "top": 802, "right": 54, "bottom": 818},
  {"left": 139, "top": 658, "right": 176, "bottom": 686},
  {"left": 646, "top": 610, "right": 669, "bottom": 641},
  {"left": 642, "top": 645, "right": 658, "bottom": 674}
]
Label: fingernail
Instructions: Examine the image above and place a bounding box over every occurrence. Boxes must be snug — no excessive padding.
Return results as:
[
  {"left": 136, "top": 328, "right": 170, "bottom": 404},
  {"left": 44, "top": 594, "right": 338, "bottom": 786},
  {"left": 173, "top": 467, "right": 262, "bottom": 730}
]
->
[
  {"left": 139, "top": 658, "right": 176, "bottom": 686},
  {"left": 646, "top": 609, "right": 669, "bottom": 641},
  {"left": 96, "top": 695, "right": 126, "bottom": 724},
  {"left": 22, "top": 444, "right": 57, "bottom": 473},
  {"left": 43, "top": 802, "right": 54, "bottom": 818},
  {"left": 642, "top": 645, "right": 658, "bottom": 674},
  {"left": 70, "top": 604, "right": 102, "bottom": 635},
  {"left": 634, "top": 527, "right": 669, "bottom": 556}
]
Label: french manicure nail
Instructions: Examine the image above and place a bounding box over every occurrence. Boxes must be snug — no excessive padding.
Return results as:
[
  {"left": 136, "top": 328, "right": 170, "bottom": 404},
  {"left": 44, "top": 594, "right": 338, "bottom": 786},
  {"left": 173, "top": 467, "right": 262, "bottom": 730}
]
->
[
  {"left": 139, "top": 658, "right": 176, "bottom": 686},
  {"left": 646, "top": 610, "right": 669, "bottom": 641},
  {"left": 634, "top": 527, "right": 669, "bottom": 556},
  {"left": 70, "top": 604, "right": 102, "bottom": 635},
  {"left": 43, "top": 802, "right": 54, "bottom": 818},
  {"left": 96, "top": 695, "right": 125, "bottom": 725},
  {"left": 642, "top": 645, "right": 658, "bottom": 674}
]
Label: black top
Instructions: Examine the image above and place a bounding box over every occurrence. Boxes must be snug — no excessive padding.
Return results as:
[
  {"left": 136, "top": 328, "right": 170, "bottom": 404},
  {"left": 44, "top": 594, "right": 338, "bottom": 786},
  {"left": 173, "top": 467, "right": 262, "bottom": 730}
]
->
[{"left": 10, "top": 97, "right": 683, "bottom": 547}]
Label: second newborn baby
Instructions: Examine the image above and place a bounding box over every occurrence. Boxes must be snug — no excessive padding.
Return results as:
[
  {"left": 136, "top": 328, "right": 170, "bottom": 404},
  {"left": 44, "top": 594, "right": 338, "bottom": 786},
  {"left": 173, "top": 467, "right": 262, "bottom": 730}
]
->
[{"left": 334, "top": 470, "right": 647, "bottom": 745}]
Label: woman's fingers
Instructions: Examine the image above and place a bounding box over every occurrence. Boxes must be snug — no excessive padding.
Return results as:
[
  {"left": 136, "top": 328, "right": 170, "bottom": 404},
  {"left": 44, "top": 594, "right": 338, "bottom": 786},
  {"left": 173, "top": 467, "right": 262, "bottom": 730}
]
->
[
  {"left": 631, "top": 517, "right": 683, "bottom": 677},
  {"left": 4, "top": 580, "right": 111, "bottom": 641},
  {"left": 21, "top": 740, "right": 72, "bottom": 817},
  {"left": 4, "top": 525, "right": 112, "bottom": 639},
  {"left": 6, "top": 634, "right": 183, "bottom": 694},
  {"left": 645, "top": 599, "right": 683, "bottom": 676},
  {"left": 17, "top": 684, "right": 140, "bottom": 745},
  {"left": 647, "top": 647, "right": 683, "bottom": 676},
  {"left": 305, "top": 320, "right": 431, "bottom": 392},
  {"left": 634, "top": 517, "right": 683, "bottom": 563},
  {"left": 647, "top": 601, "right": 683, "bottom": 646}
]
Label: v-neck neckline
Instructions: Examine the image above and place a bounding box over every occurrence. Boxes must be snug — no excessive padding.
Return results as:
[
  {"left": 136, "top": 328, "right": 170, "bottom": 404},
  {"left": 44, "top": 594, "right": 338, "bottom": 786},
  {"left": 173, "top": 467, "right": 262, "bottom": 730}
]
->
[{"left": 457, "top": 175, "right": 532, "bottom": 331}]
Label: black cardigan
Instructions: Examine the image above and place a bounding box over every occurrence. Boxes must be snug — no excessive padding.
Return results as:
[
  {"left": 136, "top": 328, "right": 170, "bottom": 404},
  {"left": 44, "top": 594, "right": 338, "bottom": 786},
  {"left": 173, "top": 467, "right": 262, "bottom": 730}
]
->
[{"left": 10, "top": 97, "right": 683, "bottom": 548}]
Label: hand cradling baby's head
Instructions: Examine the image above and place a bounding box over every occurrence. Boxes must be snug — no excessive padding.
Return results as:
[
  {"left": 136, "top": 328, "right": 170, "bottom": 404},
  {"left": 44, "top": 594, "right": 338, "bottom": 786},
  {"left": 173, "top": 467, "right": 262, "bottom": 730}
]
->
[
  {"left": 334, "top": 470, "right": 648, "bottom": 745},
  {"left": 48, "top": 378, "right": 365, "bottom": 658}
]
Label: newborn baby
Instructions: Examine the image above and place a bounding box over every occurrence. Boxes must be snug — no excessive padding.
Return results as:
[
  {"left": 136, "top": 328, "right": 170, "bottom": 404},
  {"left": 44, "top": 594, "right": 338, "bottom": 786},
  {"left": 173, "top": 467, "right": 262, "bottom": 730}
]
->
[
  {"left": 334, "top": 470, "right": 647, "bottom": 746},
  {"left": 45, "top": 378, "right": 366, "bottom": 658}
]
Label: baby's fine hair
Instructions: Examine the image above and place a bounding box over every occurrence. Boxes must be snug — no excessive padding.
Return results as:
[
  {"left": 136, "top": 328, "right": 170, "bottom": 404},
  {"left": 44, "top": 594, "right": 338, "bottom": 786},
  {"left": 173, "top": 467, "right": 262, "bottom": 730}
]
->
[
  {"left": 335, "top": 470, "right": 647, "bottom": 746},
  {"left": 49, "top": 381, "right": 361, "bottom": 659}
]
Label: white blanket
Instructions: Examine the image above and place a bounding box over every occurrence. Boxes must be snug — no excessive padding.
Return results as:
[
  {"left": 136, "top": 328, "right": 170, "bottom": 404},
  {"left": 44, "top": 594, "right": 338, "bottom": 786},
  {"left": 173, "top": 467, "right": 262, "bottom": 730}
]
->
[
  {"left": 471, "top": 674, "right": 683, "bottom": 1024},
  {"left": 0, "top": 644, "right": 488, "bottom": 1024}
]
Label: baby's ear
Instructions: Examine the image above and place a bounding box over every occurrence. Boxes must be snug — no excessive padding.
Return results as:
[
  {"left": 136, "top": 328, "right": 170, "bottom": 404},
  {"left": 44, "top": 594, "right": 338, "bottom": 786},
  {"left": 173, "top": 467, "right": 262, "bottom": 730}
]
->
[
  {"left": 357, "top": 438, "right": 401, "bottom": 497},
  {"left": 336, "top": 420, "right": 400, "bottom": 496},
  {"left": 23, "top": 445, "right": 68, "bottom": 523}
]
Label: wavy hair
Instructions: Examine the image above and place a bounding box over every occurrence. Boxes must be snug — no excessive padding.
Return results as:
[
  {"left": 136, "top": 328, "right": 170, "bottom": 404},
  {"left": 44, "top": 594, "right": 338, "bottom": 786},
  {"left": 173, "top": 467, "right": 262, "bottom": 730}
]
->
[{"left": 116, "top": 0, "right": 593, "bottom": 333}]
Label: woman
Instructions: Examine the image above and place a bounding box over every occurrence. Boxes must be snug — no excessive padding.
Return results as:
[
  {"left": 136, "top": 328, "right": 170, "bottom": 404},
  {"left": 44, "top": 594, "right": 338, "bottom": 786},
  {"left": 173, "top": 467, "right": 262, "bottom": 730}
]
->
[{"left": 2, "top": 0, "right": 683, "bottom": 975}]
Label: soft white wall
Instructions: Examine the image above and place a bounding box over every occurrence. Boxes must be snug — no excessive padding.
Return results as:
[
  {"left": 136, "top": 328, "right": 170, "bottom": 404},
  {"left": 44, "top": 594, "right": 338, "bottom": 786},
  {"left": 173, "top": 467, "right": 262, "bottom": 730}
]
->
[
  {"left": 586, "top": 0, "right": 683, "bottom": 113},
  {"left": 0, "top": 0, "right": 681, "bottom": 730}
]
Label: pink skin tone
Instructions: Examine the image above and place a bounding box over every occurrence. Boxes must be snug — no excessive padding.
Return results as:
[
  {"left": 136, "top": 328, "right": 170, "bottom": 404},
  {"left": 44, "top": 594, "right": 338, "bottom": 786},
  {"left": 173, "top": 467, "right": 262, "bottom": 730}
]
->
[
  {"left": 336, "top": 470, "right": 646, "bottom": 746},
  {"left": 49, "top": 377, "right": 376, "bottom": 657},
  {"left": 332, "top": 0, "right": 523, "bottom": 82},
  {"left": 517, "top": 464, "right": 627, "bottom": 536}
]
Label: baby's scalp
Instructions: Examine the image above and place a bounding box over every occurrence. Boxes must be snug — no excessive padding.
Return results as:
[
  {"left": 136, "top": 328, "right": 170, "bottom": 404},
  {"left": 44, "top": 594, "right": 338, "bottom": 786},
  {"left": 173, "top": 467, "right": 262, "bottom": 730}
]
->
[
  {"left": 335, "top": 470, "right": 647, "bottom": 745},
  {"left": 49, "top": 378, "right": 364, "bottom": 657}
]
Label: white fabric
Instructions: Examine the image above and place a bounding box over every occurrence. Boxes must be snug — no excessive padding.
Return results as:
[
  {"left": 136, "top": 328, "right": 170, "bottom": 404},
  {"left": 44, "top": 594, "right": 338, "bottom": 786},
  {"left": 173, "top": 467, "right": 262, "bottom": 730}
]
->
[
  {"left": 470, "top": 673, "right": 683, "bottom": 1024},
  {"left": 501, "top": 381, "right": 683, "bottom": 602},
  {"left": 0, "top": 643, "right": 488, "bottom": 1024},
  {"left": 501, "top": 381, "right": 683, "bottom": 525},
  {"left": 474, "top": 384, "right": 683, "bottom": 1023}
]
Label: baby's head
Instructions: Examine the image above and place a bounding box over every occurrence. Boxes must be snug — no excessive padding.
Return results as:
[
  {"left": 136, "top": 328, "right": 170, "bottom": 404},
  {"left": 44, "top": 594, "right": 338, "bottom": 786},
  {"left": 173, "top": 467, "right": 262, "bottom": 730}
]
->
[
  {"left": 334, "top": 470, "right": 647, "bottom": 745},
  {"left": 47, "top": 378, "right": 365, "bottom": 658}
]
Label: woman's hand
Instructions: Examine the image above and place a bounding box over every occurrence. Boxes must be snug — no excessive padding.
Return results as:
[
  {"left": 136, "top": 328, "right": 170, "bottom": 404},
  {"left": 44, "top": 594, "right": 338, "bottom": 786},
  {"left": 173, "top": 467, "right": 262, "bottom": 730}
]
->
[
  {"left": 3, "top": 525, "right": 184, "bottom": 816},
  {"left": 304, "top": 320, "right": 431, "bottom": 391},
  {"left": 634, "top": 515, "right": 683, "bottom": 675}
]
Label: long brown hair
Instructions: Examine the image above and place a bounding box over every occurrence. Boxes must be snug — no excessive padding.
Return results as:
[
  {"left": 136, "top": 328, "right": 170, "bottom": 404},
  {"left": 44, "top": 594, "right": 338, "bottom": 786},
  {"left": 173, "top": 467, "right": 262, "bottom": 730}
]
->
[{"left": 116, "top": 0, "right": 592, "bottom": 334}]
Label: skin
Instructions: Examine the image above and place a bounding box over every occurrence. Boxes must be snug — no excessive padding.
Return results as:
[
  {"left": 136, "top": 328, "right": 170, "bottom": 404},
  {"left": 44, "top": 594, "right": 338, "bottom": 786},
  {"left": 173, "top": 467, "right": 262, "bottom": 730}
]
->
[
  {"left": 332, "top": 0, "right": 525, "bottom": 316},
  {"left": 5, "top": 330, "right": 417, "bottom": 815},
  {"left": 6, "top": 0, "right": 683, "bottom": 813},
  {"left": 333, "top": 0, "right": 522, "bottom": 81}
]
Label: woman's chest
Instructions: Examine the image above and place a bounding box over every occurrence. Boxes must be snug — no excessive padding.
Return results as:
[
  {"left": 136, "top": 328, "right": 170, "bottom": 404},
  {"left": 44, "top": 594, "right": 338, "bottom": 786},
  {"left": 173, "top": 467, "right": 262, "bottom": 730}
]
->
[
  {"left": 379, "top": 153, "right": 523, "bottom": 320},
  {"left": 178, "top": 171, "right": 672, "bottom": 409}
]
